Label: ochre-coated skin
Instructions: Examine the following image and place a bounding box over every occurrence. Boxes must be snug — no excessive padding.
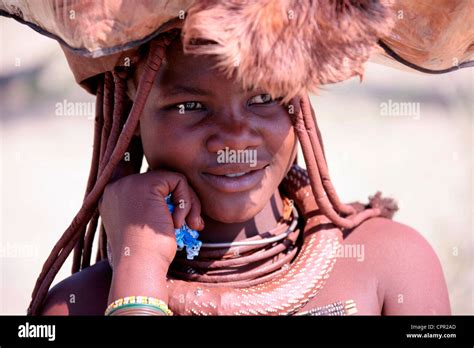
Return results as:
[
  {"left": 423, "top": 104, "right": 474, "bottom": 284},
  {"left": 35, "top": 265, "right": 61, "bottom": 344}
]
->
[
  {"left": 40, "top": 35, "right": 450, "bottom": 316},
  {"left": 40, "top": 207, "right": 451, "bottom": 315},
  {"left": 164, "top": 165, "right": 342, "bottom": 315}
]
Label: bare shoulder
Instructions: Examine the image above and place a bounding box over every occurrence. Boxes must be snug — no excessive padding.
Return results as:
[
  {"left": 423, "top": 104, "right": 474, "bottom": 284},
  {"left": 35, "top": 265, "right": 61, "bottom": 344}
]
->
[
  {"left": 347, "top": 216, "right": 433, "bottom": 252},
  {"left": 40, "top": 260, "right": 112, "bottom": 316},
  {"left": 347, "top": 217, "right": 443, "bottom": 274},
  {"left": 347, "top": 217, "right": 451, "bottom": 314}
]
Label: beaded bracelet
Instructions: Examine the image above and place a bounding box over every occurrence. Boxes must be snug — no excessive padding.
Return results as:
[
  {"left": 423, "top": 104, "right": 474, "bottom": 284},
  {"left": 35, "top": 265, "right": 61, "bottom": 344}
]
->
[
  {"left": 108, "top": 304, "right": 168, "bottom": 316},
  {"left": 105, "top": 296, "right": 173, "bottom": 316}
]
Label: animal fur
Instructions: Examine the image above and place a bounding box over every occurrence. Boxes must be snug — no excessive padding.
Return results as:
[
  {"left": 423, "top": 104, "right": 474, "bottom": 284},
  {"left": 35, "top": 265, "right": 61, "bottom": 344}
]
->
[{"left": 182, "top": 0, "right": 394, "bottom": 103}]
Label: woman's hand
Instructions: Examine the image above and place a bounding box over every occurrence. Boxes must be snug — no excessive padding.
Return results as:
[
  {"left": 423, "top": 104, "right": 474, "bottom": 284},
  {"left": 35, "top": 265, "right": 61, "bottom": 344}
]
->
[
  {"left": 100, "top": 169, "right": 204, "bottom": 268},
  {"left": 98, "top": 169, "right": 204, "bottom": 308}
]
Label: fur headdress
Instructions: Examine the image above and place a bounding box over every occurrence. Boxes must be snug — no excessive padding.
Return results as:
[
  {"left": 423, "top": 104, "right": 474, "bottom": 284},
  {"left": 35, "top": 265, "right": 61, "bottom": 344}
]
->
[
  {"left": 1, "top": 0, "right": 394, "bottom": 100},
  {"left": 3, "top": 0, "right": 471, "bottom": 99},
  {"left": 2, "top": 0, "right": 471, "bottom": 316},
  {"left": 180, "top": 0, "right": 393, "bottom": 103}
]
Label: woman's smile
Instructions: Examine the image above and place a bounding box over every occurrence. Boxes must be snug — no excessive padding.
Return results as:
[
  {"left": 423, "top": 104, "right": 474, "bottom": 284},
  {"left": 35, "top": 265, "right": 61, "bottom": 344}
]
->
[{"left": 200, "top": 164, "right": 270, "bottom": 193}]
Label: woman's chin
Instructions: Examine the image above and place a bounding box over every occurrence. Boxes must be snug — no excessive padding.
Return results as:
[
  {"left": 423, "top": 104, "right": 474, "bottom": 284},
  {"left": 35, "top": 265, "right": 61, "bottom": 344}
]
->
[{"left": 203, "top": 202, "right": 263, "bottom": 224}]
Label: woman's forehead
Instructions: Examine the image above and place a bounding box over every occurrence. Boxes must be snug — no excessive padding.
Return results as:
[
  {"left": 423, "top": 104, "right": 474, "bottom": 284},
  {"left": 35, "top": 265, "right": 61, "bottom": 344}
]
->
[{"left": 157, "top": 38, "right": 238, "bottom": 93}]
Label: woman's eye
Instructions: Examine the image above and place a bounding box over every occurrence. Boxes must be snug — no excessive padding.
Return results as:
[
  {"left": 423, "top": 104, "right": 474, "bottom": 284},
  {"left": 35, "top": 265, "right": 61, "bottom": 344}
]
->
[
  {"left": 248, "top": 94, "right": 281, "bottom": 105},
  {"left": 167, "top": 101, "right": 205, "bottom": 112}
]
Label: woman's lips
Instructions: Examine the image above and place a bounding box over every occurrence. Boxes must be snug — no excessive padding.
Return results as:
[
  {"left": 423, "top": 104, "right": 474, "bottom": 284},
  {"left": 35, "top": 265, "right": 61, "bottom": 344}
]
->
[{"left": 201, "top": 166, "right": 268, "bottom": 193}]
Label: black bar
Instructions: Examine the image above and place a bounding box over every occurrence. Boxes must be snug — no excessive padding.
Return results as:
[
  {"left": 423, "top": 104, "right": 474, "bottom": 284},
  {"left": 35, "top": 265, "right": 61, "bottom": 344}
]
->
[{"left": 0, "top": 315, "right": 472, "bottom": 346}]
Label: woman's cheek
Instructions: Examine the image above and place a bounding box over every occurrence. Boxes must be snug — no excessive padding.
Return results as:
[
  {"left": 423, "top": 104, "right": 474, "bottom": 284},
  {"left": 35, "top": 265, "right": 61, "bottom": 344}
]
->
[
  {"left": 140, "top": 127, "right": 170, "bottom": 169},
  {"left": 264, "top": 116, "right": 295, "bottom": 158},
  {"left": 270, "top": 125, "right": 296, "bottom": 180}
]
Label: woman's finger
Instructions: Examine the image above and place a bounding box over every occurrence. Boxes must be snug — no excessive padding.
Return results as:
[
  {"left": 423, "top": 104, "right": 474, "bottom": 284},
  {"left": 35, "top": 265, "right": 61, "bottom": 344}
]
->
[
  {"left": 185, "top": 185, "right": 203, "bottom": 231},
  {"left": 164, "top": 172, "right": 193, "bottom": 229}
]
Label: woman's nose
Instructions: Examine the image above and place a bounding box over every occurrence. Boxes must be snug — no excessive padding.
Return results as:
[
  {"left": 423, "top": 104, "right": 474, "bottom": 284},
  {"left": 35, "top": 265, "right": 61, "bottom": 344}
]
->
[{"left": 205, "top": 106, "right": 262, "bottom": 153}]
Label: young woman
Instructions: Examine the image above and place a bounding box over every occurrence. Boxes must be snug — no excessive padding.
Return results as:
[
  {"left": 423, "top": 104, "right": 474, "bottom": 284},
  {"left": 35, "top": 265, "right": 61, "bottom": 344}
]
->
[
  {"left": 2, "top": 0, "right": 464, "bottom": 316},
  {"left": 37, "top": 34, "right": 450, "bottom": 316}
]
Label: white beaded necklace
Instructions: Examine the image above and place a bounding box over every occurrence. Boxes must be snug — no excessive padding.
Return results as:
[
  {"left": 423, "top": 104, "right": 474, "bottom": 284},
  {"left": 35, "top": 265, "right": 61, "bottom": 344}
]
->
[{"left": 200, "top": 205, "right": 299, "bottom": 248}]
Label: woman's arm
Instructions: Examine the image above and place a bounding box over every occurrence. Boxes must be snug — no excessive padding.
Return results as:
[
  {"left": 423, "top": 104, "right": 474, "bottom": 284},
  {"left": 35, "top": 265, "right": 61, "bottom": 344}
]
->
[
  {"left": 41, "top": 169, "right": 203, "bottom": 316},
  {"left": 100, "top": 170, "right": 203, "bottom": 315},
  {"left": 107, "top": 233, "right": 171, "bottom": 307}
]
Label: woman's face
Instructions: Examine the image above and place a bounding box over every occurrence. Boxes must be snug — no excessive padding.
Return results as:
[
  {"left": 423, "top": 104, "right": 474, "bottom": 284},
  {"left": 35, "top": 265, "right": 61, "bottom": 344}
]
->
[{"left": 135, "top": 38, "right": 297, "bottom": 223}]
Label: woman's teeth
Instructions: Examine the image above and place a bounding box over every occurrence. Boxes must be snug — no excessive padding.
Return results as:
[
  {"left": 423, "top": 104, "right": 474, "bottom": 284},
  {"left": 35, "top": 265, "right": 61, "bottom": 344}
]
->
[{"left": 224, "top": 172, "right": 247, "bottom": 178}]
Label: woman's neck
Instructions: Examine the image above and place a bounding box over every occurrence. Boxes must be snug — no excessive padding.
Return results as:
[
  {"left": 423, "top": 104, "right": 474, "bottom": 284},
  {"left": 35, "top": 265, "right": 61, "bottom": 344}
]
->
[{"left": 199, "top": 190, "right": 284, "bottom": 243}]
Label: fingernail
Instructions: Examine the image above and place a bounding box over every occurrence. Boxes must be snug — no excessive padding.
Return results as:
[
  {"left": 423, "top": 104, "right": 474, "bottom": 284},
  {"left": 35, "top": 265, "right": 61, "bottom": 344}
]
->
[{"left": 199, "top": 217, "right": 205, "bottom": 227}]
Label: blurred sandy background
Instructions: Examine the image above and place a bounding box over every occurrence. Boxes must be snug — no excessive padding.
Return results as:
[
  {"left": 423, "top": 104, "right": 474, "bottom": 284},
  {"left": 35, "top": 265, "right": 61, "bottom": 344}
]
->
[{"left": 1, "top": 18, "right": 472, "bottom": 315}]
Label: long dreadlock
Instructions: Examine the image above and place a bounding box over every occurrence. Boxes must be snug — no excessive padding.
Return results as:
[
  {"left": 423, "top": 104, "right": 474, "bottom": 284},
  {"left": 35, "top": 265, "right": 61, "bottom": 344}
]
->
[{"left": 27, "top": 30, "right": 396, "bottom": 315}]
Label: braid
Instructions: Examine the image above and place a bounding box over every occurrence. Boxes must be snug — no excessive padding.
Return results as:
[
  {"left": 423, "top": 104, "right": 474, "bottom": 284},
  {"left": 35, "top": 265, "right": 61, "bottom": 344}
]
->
[
  {"left": 82, "top": 70, "right": 129, "bottom": 269},
  {"left": 80, "top": 72, "right": 117, "bottom": 268},
  {"left": 27, "top": 32, "right": 177, "bottom": 316},
  {"left": 291, "top": 95, "right": 390, "bottom": 229},
  {"left": 96, "top": 134, "right": 145, "bottom": 263},
  {"left": 71, "top": 79, "right": 104, "bottom": 273},
  {"left": 299, "top": 94, "right": 356, "bottom": 216}
]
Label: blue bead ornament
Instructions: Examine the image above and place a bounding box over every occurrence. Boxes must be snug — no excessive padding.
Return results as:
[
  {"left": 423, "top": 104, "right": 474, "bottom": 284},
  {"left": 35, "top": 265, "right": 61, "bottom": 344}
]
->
[{"left": 165, "top": 194, "right": 202, "bottom": 260}]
